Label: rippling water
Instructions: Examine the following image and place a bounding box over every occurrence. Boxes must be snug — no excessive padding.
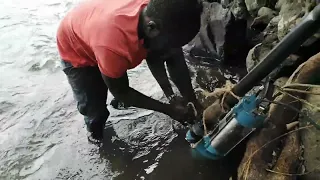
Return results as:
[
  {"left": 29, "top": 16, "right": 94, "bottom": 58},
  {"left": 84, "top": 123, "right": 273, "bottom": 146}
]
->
[{"left": 0, "top": 0, "right": 246, "bottom": 179}]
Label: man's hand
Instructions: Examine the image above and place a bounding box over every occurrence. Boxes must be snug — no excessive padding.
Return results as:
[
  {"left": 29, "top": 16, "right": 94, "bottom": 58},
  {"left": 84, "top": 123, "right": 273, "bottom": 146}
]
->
[
  {"left": 166, "top": 104, "right": 190, "bottom": 125},
  {"left": 168, "top": 95, "right": 186, "bottom": 106},
  {"left": 167, "top": 95, "right": 198, "bottom": 125}
]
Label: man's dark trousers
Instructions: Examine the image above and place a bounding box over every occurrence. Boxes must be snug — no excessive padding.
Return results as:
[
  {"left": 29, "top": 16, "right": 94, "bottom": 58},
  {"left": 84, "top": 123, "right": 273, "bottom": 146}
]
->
[{"left": 61, "top": 60, "right": 110, "bottom": 139}]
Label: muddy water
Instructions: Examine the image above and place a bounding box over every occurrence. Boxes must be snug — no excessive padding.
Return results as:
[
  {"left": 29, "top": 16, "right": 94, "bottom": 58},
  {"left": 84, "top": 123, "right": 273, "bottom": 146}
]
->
[{"left": 0, "top": 0, "right": 246, "bottom": 179}]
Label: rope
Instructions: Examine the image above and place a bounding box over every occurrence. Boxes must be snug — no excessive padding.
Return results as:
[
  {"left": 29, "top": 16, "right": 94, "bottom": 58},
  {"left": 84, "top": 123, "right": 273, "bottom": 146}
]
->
[
  {"left": 282, "top": 88, "right": 320, "bottom": 95},
  {"left": 189, "top": 81, "right": 241, "bottom": 149},
  {"left": 187, "top": 102, "right": 198, "bottom": 117},
  {"left": 220, "top": 89, "right": 241, "bottom": 112},
  {"left": 283, "top": 83, "right": 320, "bottom": 89},
  {"left": 274, "top": 85, "right": 320, "bottom": 111}
]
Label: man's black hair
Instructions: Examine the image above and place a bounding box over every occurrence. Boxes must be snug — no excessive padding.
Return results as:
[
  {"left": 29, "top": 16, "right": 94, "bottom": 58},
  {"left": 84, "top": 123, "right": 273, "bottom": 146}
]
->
[{"left": 145, "top": 0, "right": 203, "bottom": 47}]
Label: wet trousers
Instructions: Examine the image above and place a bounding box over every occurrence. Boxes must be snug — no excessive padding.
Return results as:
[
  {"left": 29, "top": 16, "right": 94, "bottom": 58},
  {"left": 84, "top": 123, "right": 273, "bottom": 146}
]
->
[{"left": 61, "top": 60, "right": 110, "bottom": 133}]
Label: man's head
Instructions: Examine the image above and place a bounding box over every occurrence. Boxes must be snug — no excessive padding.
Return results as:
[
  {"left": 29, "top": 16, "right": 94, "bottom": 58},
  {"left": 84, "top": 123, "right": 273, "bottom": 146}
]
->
[{"left": 140, "top": 0, "right": 202, "bottom": 51}]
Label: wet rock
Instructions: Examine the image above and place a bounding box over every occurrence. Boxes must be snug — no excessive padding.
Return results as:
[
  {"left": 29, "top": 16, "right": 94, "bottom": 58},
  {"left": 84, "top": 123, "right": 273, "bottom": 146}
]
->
[
  {"left": 208, "top": 2, "right": 233, "bottom": 59},
  {"left": 246, "top": 43, "right": 261, "bottom": 72},
  {"left": 250, "top": 7, "right": 277, "bottom": 31},
  {"left": 258, "top": 7, "right": 277, "bottom": 18},
  {"left": 188, "top": 33, "right": 220, "bottom": 62},
  {"left": 275, "top": 0, "right": 318, "bottom": 40},
  {"left": 245, "top": 15, "right": 280, "bottom": 72},
  {"left": 231, "top": 0, "right": 249, "bottom": 20},
  {"left": 245, "top": 0, "right": 267, "bottom": 17},
  {"left": 197, "top": 2, "right": 219, "bottom": 60},
  {"left": 245, "top": 40, "right": 276, "bottom": 72},
  {"left": 300, "top": 87, "right": 320, "bottom": 179},
  {"left": 208, "top": 2, "right": 248, "bottom": 66},
  {"left": 190, "top": 1, "right": 249, "bottom": 66},
  {"left": 221, "top": 0, "right": 232, "bottom": 7},
  {"left": 262, "top": 15, "right": 281, "bottom": 40},
  {"left": 273, "top": 77, "right": 289, "bottom": 90}
]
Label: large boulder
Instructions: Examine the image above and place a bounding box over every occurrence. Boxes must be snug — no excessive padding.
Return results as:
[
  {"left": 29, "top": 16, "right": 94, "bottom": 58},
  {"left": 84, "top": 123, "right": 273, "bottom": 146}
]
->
[
  {"left": 202, "top": 2, "right": 249, "bottom": 66},
  {"left": 186, "top": 1, "right": 250, "bottom": 66},
  {"left": 299, "top": 87, "right": 320, "bottom": 179}
]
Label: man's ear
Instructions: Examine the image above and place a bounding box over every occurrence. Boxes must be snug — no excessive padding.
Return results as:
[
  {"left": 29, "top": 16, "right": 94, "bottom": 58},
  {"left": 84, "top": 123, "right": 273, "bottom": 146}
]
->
[{"left": 146, "top": 20, "right": 160, "bottom": 38}]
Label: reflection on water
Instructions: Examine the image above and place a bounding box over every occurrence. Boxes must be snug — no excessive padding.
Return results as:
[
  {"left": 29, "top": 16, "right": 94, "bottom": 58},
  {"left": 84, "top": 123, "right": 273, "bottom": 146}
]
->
[{"left": 0, "top": 0, "right": 246, "bottom": 179}]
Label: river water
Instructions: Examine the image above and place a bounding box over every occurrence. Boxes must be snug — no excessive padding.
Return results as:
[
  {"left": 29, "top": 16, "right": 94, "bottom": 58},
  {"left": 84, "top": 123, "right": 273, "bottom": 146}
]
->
[{"left": 0, "top": 0, "right": 246, "bottom": 179}]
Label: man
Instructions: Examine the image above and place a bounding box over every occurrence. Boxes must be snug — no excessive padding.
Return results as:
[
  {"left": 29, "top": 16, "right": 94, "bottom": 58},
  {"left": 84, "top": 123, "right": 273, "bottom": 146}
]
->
[{"left": 56, "top": 0, "right": 203, "bottom": 142}]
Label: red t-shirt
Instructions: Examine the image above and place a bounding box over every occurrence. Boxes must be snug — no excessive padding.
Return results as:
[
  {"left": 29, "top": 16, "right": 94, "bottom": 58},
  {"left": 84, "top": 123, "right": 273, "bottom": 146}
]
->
[{"left": 56, "top": 0, "right": 149, "bottom": 78}]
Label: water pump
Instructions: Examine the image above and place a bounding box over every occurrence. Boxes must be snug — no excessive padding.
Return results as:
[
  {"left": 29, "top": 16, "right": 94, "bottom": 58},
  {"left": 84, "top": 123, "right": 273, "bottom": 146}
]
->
[{"left": 186, "top": 90, "right": 268, "bottom": 160}]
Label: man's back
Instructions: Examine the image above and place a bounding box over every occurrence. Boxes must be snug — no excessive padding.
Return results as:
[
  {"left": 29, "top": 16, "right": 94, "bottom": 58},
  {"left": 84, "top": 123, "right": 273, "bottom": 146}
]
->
[{"left": 57, "top": 0, "right": 148, "bottom": 77}]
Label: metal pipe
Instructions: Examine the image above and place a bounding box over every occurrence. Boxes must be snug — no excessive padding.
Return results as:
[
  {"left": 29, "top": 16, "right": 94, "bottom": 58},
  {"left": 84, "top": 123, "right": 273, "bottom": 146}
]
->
[{"left": 225, "top": 4, "right": 320, "bottom": 106}]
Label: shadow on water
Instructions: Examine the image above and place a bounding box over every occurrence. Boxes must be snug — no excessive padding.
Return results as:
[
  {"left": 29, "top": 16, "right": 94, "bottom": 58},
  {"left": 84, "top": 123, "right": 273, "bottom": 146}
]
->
[{"left": 98, "top": 113, "right": 247, "bottom": 180}]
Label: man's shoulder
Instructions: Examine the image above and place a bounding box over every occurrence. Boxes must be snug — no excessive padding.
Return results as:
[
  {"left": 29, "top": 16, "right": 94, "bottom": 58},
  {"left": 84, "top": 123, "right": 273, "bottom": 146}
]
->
[
  {"left": 90, "top": 19, "right": 128, "bottom": 48},
  {"left": 90, "top": 14, "right": 140, "bottom": 53}
]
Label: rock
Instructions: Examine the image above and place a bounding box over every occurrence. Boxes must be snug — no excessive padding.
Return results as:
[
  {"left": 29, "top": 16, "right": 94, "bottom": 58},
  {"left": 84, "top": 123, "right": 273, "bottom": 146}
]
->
[
  {"left": 300, "top": 87, "right": 320, "bottom": 179},
  {"left": 208, "top": 2, "right": 233, "bottom": 58},
  {"left": 221, "top": 0, "right": 232, "bottom": 8},
  {"left": 246, "top": 43, "right": 262, "bottom": 71},
  {"left": 273, "top": 77, "right": 289, "bottom": 88},
  {"left": 258, "top": 7, "right": 277, "bottom": 18},
  {"left": 250, "top": 7, "right": 277, "bottom": 31},
  {"left": 193, "top": 1, "right": 250, "bottom": 66},
  {"left": 245, "top": 40, "right": 275, "bottom": 72},
  {"left": 197, "top": 2, "right": 218, "bottom": 60},
  {"left": 263, "top": 15, "right": 282, "bottom": 35},
  {"left": 245, "top": 0, "right": 267, "bottom": 17},
  {"left": 276, "top": 0, "right": 308, "bottom": 40},
  {"left": 207, "top": 2, "right": 249, "bottom": 66},
  {"left": 246, "top": 15, "right": 282, "bottom": 72},
  {"left": 231, "top": 0, "right": 249, "bottom": 20},
  {"left": 288, "top": 53, "right": 320, "bottom": 180},
  {"left": 277, "top": 16, "right": 302, "bottom": 41},
  {"left": 265, "top": 129, "right": 301, "bottom": 180},
  {"left": 188, "top": 33, "right": 220, "bottom": 62}
]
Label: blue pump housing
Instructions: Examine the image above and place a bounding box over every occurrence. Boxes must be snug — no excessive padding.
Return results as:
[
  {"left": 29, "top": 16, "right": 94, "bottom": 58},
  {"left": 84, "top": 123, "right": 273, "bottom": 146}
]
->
[
  {"left": 233, "top": 95, "right": 265, "bottom": 128},
  {"left": 186, "top": 94, "right": 266, "bottom": 160}
]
